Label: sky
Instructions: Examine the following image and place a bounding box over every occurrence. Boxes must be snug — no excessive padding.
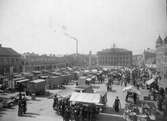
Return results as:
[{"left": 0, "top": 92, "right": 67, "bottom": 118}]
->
[{"left": 0, "top": 0, "right": 166, "bottom": 55}]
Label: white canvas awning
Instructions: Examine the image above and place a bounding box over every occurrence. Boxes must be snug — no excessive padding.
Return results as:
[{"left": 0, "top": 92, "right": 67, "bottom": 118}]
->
[
  {"left": 86, "top": 78, "right": 92, "bottom": 81},
  {"left": 122, "top": 85, "right": 141, "bottom": 95},
  {"left": 56, "top": 89, "right": 73, "bottom": 98},
  {"left": 122, "top": 85, "right": 134, "bottom": 92},
  {"left": 91, "top": 69, "right": 98, "bottom": 73},
  {"left": 31, "top": 79, "right": 45, "bottom": 83},
  {"left": 16, "top": 79, "right": 29, "bottom": 83},
  {"left": 146, "top": 78, "right": 155, "bottom": 85},
  {"left": 84, "top": 70, "right": 90, "bottom": 73},
  {"left": 70, "top": 92, "right": 101, "bottom": 104}
]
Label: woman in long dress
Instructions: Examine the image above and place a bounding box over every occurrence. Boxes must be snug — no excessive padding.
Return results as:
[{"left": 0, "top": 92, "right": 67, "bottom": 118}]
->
[{"left": 113, "top": 96, "right": 121, "bottom": 112}]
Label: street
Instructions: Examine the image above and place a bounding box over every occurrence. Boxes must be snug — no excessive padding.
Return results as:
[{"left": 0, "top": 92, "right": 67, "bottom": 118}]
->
[{"left": 0, "top": 84, "right": 126, "bottom": 121}]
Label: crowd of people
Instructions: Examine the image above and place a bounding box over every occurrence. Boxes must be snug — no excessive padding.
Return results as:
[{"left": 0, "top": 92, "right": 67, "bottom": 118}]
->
[
  {"left": 53, "top": 94, "right": 100, "bottom": 121},
  {"left": 15, "top": 66, "right": 167, "bottom": 120}
]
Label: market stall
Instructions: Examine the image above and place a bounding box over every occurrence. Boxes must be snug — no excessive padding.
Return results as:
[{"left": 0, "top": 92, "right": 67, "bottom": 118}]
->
[
  {"left": 56, "top": 89, "right": 73, "bottom": 98},
  {"left": 123, "top": 101, "right": 156, "bottom": 121},
  {"left": 70, "top": 92, "right": 103, "bottom": 121},
  {"left": 70, "top": 92, "right": 101, "bottom": 105},
  {"left": 123, "top": 85, "right": 141, "bottom": 104}
]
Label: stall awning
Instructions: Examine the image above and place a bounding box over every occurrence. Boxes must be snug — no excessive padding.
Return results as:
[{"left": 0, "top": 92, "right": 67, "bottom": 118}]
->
[
  {"left": 86, "top": 78, "right": 92, "bottom": 81},
  {"left": 122, "top": 85, "right": 133, "bottom": 92},
  {"left": 56, "top": 89, "right": 73, "bottom": 98},
  {"left": 31, "top": 79, "right": 45, "bottom": 83},
  {"left": 122, "top": 85, "right": 141, "bottom": 95},
  {"left": 40, "top": 76, "right": 48, "bottom": 79},
  {"left": 16, "top": 79, "right": 29, "bottom": 83},
  {"left": 70, "top": 92, "right": 101, "bottom": 104},
  {"left": 91, "top": 69, "right": 98, "bottom": 73},
  {"left": 146, "top": 78, "right": 155, "bottom": 85},
  {"left": 84, "top": 70, "right": 90, "bottom": 73}
]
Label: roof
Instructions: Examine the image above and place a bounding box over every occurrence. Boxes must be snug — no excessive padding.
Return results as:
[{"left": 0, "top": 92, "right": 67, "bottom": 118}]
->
[
  {"left": 156, "top": 35, "right": 163, "bottom": 44},
  {"left": 56, "top": 89, "right": 73, "bottom": 98},
  {"left": 16, "top": 79, "right": 29, "bottom": 83},
  {"left": 13, "top": 77, "right": 25, "bottom": 81},
  {"left": 0, "top": 46, "right": 20, "bottom": 56},
  {"left": 98, "top": 48, "right": 132, "bottom": 54},
  {"left": 76, "top": 85, "right": 91, "bottom": 89},
  {"left": 31, "top": 79, "right": 45, "bottom": 83},
  {"left": 70, "top": 92, "right": 101, "bottom": 104},
  {"left": 164, "top": 36, "right": 167, "bottom": 44}
]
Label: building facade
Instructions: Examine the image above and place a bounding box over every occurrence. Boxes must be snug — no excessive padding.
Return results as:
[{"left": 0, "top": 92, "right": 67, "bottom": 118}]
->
[
  {"left": 23, "top": 53, "right": 67, "bottom": 72},
  {"left": 0, "top": 44, "right": 22, "bottom": 74},
  {"left": 23, "top": 53, "right": 94, "bottom": 72},
  {"left": 143, "top": 48, "right": 156, "bottom": 65},
  {"left": 97, "top": 47, "right": 132, "bottom": 67},
  {"left": 0, "top": 44, "right": 23, "bottom": 89},
  {"left": 132, "top": 55, "right": 144, "bottom": 67},
  {"left": 156, "top": 36, "right": 167, "bottom": 79}
]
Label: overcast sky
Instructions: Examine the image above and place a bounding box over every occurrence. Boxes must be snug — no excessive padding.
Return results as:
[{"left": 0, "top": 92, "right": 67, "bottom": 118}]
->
[{"left": 0, "top": 0, "right": 166, "bottom": 55}]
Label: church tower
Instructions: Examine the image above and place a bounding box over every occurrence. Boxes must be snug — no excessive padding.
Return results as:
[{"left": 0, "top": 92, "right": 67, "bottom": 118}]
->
[{"left": 156, "top": 35, "right": 163, "bottom": 48}]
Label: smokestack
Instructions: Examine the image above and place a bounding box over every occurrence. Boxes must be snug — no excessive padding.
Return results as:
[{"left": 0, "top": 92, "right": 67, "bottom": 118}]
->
[{"left": 89, "top": 51, "right": 92, "bottom": 67}]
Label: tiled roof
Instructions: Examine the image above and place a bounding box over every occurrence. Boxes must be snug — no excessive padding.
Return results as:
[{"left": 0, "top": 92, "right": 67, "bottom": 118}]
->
[{"left": 0, "top": 47, "right": 20, "bottom": 56}]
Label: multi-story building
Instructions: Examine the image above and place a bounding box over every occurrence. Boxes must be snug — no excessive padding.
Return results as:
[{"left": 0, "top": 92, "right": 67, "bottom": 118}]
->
[
  {"left": 23, "top": 53, "right": 67, "bottom": 72},
  {"left": 156, "top": 35, "right": 167, "bottom": 79},
  {"left": 0, "top": 44, "right": 22, "bottom": 74},
  {"left": 97, "top": 47, "right": 132, "bottom": 67},
  {"left": 132, "top": 55, "right": 144, "bottom": 67},
  {"left": 143, "top": 48, "right": 156, "bottom": 65},
  {"left": 23, "top": 52, "right": 97, "bottom": 72},
  {"left": 0, "top": 44, "right": 23, "bottom": 89}
]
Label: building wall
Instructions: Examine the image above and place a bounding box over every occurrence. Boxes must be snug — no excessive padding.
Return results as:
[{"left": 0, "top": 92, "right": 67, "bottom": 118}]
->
[
  {"left": 156, "top": 36, "right": 167, "bottom": 79},
  {"left": 0, "top": 56, "right": 22, "bottom": 74},
  {"left": 143, "top": 49, "right": 156, "bottom": 65},
  {"left": 97, "top": 49, "right": 132, "bottom": 67},
  {"left": 156, "top": 46, "right": 167, "bottom": 79},
  {"left": 0, "top": 46, "right": 23, "bottom": 89},
  {"left": 23, "top": 53, "right": 67, "bottom": 72},
  {"left": 132, "top": 55, "right": 144, "bottom": 67}
]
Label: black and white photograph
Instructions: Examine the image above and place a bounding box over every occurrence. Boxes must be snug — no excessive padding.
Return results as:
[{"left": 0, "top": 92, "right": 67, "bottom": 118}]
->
[{"left": 0, "top": 0, "right": 167, "bottom": 121}]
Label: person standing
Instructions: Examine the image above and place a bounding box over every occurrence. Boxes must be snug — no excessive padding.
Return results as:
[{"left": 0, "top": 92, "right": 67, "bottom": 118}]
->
[
  {"left": 22, "top": 96, "right": 27, "bottom": 114},
  {"left": 133, "top": 93, "right": 137, "bottom": 104},
  {"left": 53, "top": 94, "right": 58, "bottom": 109},
  {"left": 113, "top": 96, "right": 121, "bottom": 112},
  {"left": 18, "top": 99, "right": 23, "bottom": 116}
]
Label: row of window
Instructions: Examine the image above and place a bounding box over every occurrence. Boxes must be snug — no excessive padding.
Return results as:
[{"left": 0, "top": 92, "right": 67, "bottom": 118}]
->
[
  {"left": 99, "top": 58, "right": 131, "bottom": 64},
  {"left": 99, "top": 60, "right": 131, "bottom": 65},
  {"left": 99, "top": 55, "right": 131, "bottom": 61},
  {"left": 0, "top": 58, "right": 20, "bottom": 64}
]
